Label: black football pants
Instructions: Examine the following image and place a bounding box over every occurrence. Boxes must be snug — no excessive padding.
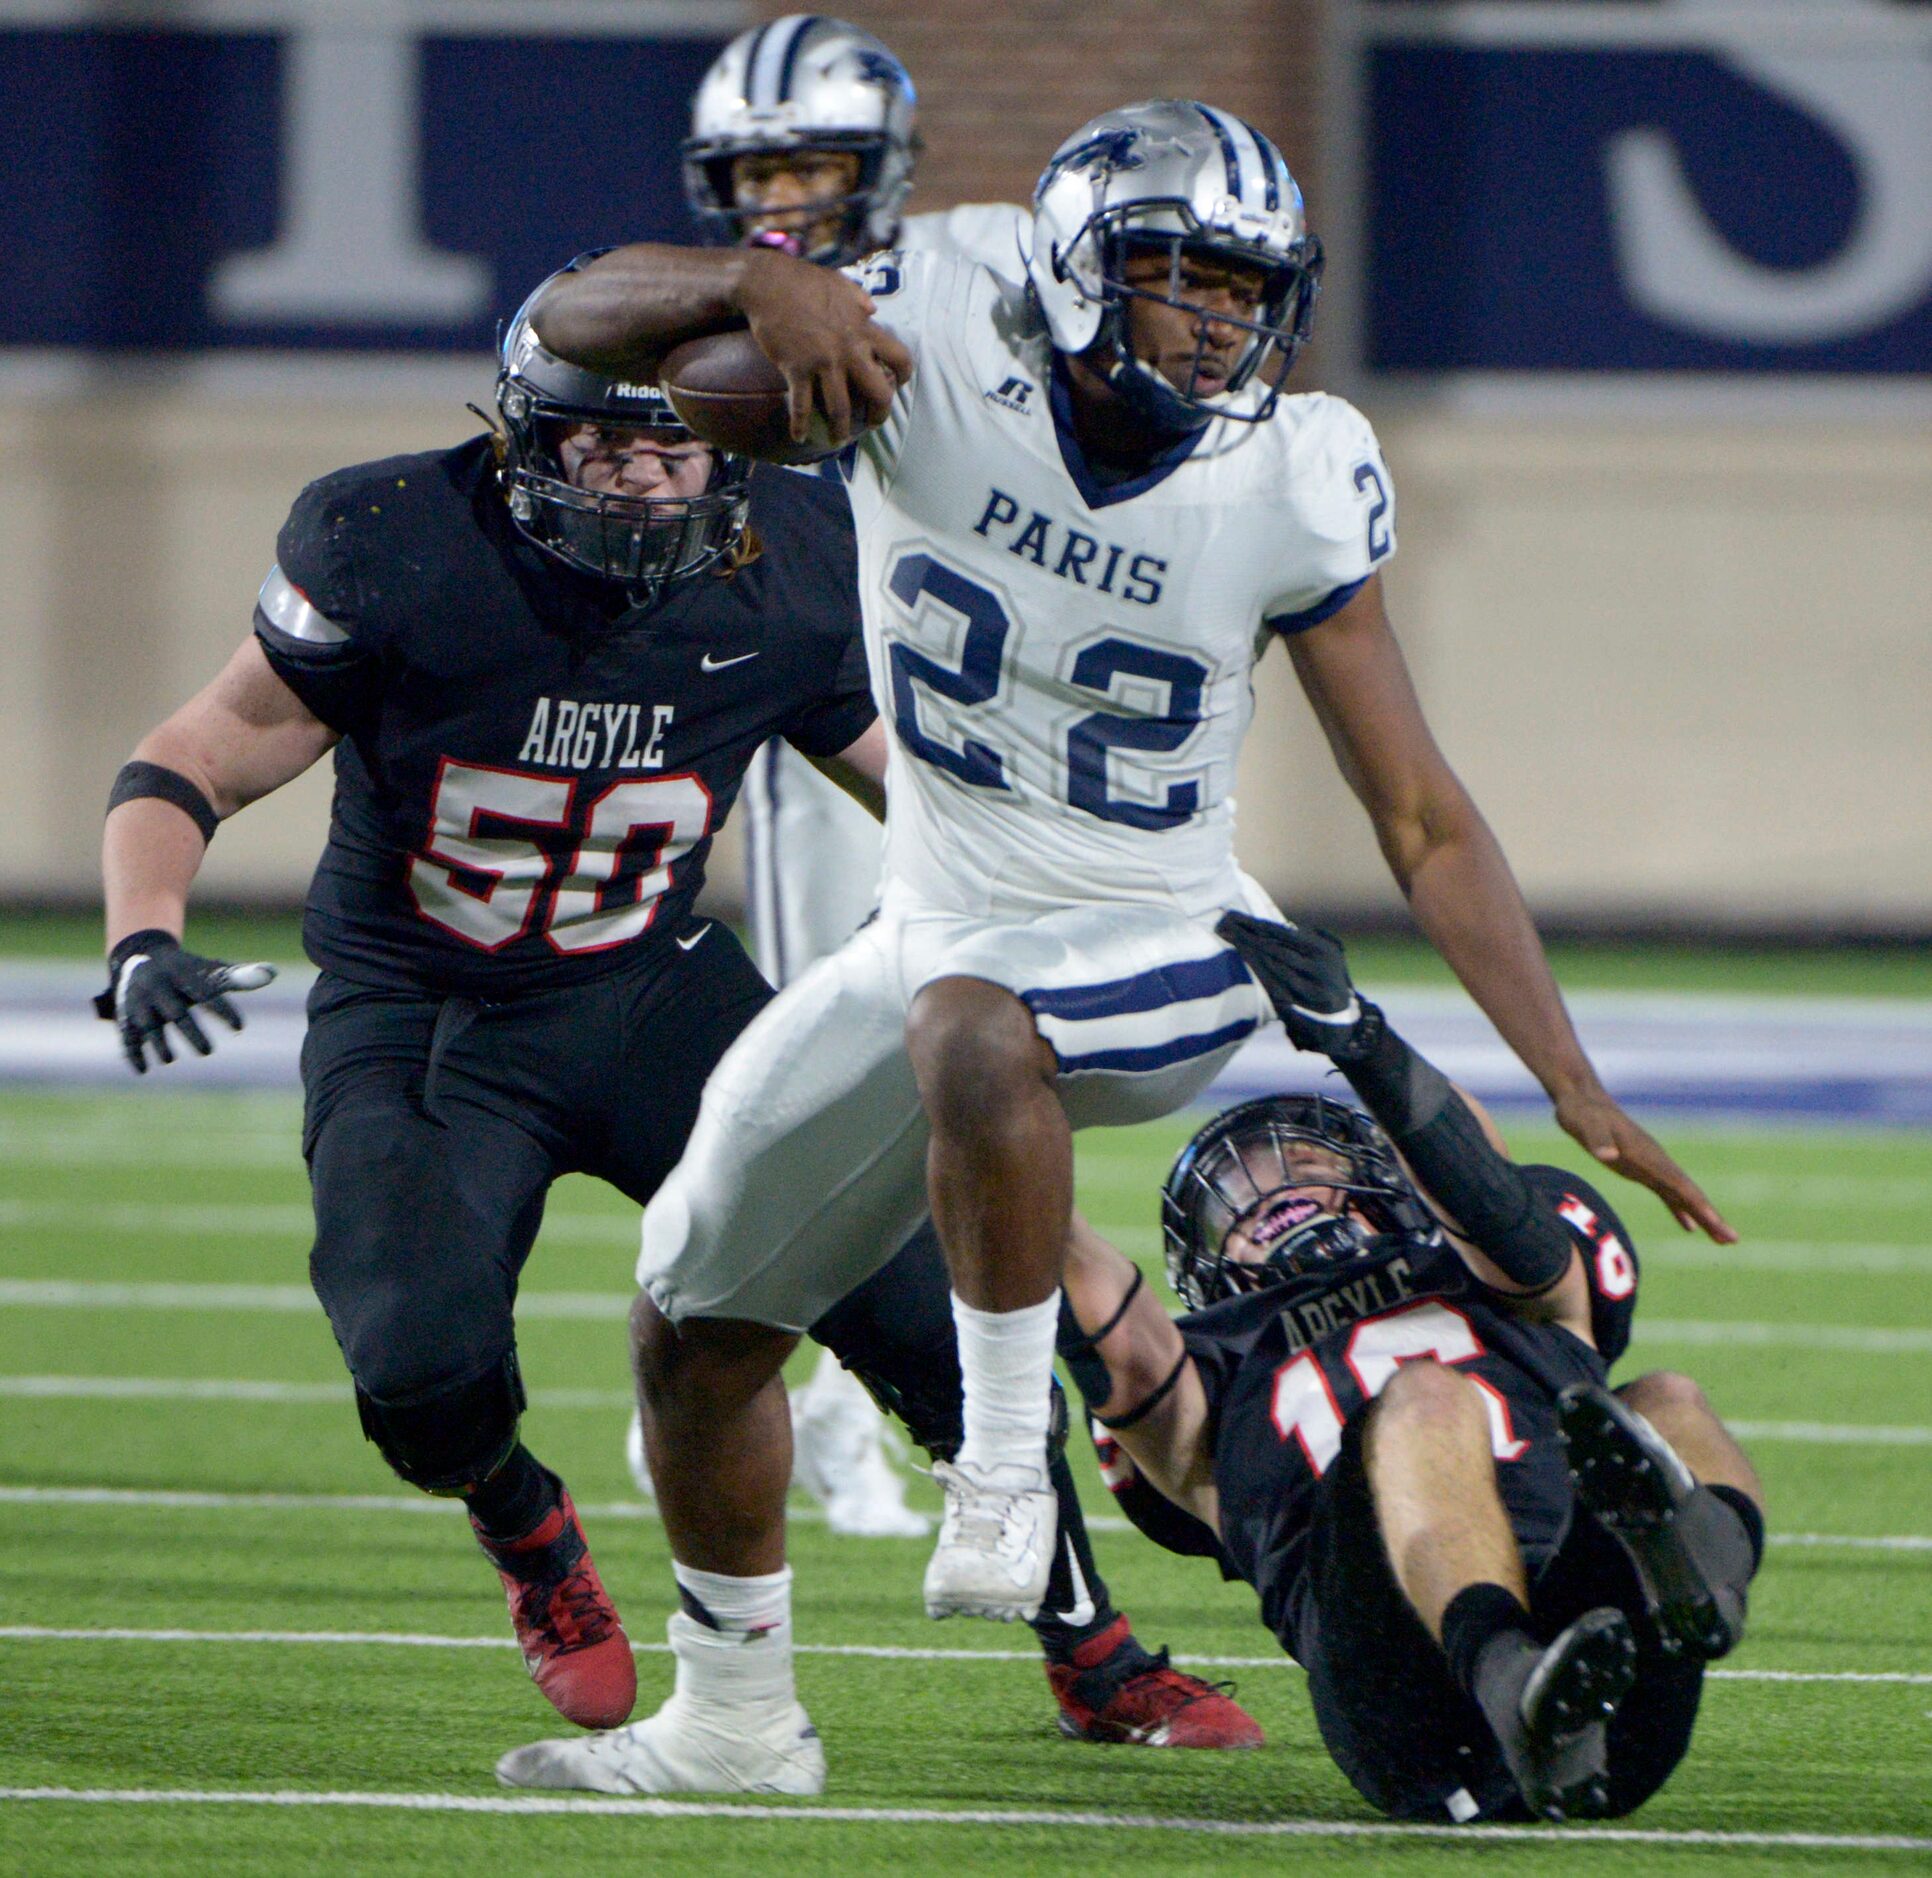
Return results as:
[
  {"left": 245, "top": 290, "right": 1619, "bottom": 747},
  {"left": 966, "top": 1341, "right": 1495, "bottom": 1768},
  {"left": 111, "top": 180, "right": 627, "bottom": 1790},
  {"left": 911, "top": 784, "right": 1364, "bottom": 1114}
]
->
[{"left": 301, "top": 934, "right": 1118, "bottom": 1638}]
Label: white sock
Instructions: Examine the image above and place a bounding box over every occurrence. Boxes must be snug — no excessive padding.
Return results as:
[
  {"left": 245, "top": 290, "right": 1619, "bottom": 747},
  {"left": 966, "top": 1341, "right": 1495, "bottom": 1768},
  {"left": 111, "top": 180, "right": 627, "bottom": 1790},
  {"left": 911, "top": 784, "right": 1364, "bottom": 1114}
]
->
[
  {"left": 951, "top": 1289, "right": 1061, "bottom": 1480},
  {"left": 668, "top": 1562, "right": 796, "bottom": 1711},
  {"left": 671, "top": 1560, "right": 792, "bottom": 1641}
]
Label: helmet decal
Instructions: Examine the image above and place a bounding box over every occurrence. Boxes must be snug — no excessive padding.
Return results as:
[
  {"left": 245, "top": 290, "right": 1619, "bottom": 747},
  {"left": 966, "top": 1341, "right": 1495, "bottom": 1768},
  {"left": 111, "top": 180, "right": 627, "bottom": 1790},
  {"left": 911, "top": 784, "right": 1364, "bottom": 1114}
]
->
[{"left": 1028, "top": 100, "right": 1323, "bottom": 431}]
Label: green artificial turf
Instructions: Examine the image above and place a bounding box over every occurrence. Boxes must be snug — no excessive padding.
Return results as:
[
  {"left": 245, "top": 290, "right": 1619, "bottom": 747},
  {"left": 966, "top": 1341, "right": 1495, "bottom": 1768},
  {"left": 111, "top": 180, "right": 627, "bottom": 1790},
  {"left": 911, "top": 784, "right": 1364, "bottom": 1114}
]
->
[
  {"left": 0, "top": 1087, "right": 1927, "bottom": 1872},
  {"left": 8, "top": 905, "right": 1929, "bottom": 998}
]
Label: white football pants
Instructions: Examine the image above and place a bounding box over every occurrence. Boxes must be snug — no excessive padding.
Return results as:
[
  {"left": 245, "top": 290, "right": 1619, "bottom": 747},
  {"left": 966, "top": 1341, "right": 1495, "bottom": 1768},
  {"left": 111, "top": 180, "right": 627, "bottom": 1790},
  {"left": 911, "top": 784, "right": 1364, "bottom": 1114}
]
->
[{"left": 638, "top": 883, "right": 1280, "bottom": 1332}]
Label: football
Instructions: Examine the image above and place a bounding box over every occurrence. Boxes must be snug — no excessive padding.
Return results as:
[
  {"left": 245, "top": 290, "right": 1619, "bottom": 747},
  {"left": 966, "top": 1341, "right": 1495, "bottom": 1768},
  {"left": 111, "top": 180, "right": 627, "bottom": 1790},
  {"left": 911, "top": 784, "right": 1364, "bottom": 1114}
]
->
[{"left": 659, "top": 328, "right": 845, "bottom": 465}]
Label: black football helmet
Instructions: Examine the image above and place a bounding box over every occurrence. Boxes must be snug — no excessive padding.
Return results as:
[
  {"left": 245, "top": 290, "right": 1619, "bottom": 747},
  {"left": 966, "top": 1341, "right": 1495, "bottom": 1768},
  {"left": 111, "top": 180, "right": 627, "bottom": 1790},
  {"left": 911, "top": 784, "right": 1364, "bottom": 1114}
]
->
[
  {"left": 495, "top": 272, "right": 751, "bottom": 599},
  {"left": 1161, "top": 1093, "right": 1441, "bottom": 1310}
]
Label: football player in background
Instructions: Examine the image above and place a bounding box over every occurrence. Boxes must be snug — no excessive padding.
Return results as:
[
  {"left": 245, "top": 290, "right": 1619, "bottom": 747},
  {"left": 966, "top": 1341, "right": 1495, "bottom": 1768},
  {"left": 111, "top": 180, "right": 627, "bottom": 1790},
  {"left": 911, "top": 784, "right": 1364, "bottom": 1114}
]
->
[
  {"left": 1059, "top": 916, "right": 1764, "bottom": 1823},
  {"left": 98, "top": 281, "right": 884, "bottom": 1736},
  {"left": 504, "top": 100, "right": 1732, "bottom": 1795},
  {"left": 632, "top": 10, "right": 1031, "bottom": 1538}
]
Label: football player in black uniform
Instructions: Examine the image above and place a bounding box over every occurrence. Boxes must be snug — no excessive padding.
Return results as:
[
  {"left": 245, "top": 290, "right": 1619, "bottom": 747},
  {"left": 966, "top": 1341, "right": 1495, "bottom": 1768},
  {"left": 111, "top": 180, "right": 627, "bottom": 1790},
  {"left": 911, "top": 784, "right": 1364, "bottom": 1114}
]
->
[
  {"left": 97, "top": 278, "right": 883, "bottom": 1733},
  {"left": 97, "top": 272, "right": 1258, "bottom": 1753},
  {"left": 1057, "top": 916, "right": 1766, "bottom": 1823}
]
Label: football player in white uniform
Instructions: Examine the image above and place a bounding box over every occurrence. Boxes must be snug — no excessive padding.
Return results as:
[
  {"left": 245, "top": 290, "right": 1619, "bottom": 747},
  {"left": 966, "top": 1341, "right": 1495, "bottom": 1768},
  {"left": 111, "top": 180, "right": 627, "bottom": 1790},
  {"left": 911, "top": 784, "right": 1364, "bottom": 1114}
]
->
[
  {"left": 502, "top": 100, "right": 1732, "bottom": 1796},
  {"left": 622, "top": 23, "right": 1272, "bottom": 1751}
]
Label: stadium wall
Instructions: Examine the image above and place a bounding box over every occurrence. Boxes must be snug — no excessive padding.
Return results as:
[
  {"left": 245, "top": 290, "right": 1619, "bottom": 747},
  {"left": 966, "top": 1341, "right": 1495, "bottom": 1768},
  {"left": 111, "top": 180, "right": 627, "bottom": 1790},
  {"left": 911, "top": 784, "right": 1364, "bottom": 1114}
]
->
[{"left": 1, "top": 0, "right": 1926, "bottom": 934}]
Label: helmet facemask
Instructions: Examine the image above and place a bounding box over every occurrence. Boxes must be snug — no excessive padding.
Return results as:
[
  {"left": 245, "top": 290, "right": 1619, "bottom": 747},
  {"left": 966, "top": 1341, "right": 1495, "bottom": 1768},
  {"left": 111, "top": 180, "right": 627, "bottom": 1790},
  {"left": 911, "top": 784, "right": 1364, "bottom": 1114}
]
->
[
  {"left": 1161, "top": 1095, "right": 1439, "bottom": 1311},
  {"left": 686, "top": 133, "right": 902, "bottom": 268},
  {"left": 494, "top": 286, "right": 752, "bottom": 606},
  {"left": 1081, "top": 213, "right": 1323, "bottom": 434}
]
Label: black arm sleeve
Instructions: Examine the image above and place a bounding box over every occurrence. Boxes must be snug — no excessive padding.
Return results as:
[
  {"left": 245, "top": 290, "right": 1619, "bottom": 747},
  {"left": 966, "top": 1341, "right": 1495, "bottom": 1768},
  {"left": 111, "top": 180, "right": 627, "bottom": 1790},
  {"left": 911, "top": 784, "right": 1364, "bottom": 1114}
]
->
[{"left": 1339, "top": 1009, "right": 1575, "bottom": 1292}]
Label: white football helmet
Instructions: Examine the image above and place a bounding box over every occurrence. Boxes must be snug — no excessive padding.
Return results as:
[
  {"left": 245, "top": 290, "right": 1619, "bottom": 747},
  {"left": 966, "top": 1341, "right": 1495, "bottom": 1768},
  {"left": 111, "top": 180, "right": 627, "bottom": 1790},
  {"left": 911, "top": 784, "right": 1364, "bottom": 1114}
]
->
[
  {"left": 684, "top": 15, "right": 917, "bottom": 267},
  {"left": 1028, "top": 100, "right": 1323, "bottom": 431}
]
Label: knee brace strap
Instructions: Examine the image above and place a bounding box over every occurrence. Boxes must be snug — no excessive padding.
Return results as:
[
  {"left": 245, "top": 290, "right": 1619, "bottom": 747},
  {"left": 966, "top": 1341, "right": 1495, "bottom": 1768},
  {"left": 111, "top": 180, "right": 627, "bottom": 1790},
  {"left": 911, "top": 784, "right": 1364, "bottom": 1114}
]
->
[{"left": 355, "top": 1350, "right": 526, "bottom": 1495}]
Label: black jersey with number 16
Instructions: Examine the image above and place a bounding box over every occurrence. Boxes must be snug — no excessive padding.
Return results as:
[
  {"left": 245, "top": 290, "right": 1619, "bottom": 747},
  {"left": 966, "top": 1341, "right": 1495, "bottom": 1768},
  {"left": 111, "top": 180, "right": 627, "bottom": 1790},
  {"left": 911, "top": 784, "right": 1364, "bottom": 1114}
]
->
[{"left": 254, "top": 437, "right": 874, "bottom": 998}]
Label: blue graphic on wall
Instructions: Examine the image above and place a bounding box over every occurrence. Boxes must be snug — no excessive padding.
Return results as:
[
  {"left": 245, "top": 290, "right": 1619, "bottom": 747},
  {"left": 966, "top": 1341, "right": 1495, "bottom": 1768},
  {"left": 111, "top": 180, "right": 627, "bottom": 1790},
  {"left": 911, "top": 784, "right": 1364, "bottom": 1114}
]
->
[
  {"left": 0, "top": 20, "right": 726, "bottom": 351},
  {"left": 1364, "top": 10, "right": 1932, "bottom": 373}
]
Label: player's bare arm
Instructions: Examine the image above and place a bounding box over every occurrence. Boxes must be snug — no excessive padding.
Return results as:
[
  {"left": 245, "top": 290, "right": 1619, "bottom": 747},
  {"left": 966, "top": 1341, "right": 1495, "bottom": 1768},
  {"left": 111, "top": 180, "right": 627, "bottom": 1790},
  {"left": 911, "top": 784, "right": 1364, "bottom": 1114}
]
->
[
  {"left": 534, "top": 244, "right": 912, "bottom": 446},
  {"left": 1060, "top": 1214, "right": 1218, "bottom": 1526},
  {"left": 806, "top": 719, "right": 888, "bottom": 821},
  {"left": 99, "top": 638, "right": 333, "bottom": 1070},
  {"left": 1283, "top": 575, "right": 1735, "bottom": 1244},
  {"left": 105, "top": 636, "right": 336, "bottom": 948}
]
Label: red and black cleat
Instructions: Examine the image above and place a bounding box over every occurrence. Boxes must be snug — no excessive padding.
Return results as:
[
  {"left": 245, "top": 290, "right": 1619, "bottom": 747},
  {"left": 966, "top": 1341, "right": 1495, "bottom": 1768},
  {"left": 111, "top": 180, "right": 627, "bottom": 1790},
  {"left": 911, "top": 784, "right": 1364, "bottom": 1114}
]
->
[
  {"left": 1047, "top": 1615, "right": 1263, "bottom": 1749},
  {"left": 472, "top": 1489, "right": 636, "bottom": 1729}
]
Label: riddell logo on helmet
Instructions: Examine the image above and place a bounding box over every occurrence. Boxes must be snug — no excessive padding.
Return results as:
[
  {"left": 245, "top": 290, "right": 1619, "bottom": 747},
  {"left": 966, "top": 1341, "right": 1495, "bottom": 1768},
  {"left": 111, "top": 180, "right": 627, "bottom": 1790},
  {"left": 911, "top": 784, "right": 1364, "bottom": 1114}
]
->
[{"left": 610, "top": 383, "right": 657, "bottom": 399}]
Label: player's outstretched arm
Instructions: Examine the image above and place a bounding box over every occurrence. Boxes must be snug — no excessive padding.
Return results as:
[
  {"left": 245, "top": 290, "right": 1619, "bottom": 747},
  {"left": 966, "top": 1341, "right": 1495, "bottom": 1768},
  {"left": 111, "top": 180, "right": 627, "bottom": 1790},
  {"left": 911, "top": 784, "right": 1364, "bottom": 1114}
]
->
[
  {"left": 1283, "top": 575, "right": 1734, "bottom": 1244},
  {"left": 100, "top": 637, "right": 335, "bottom": 1072},
  {"left": 1218, "top": 914, "right": 1596, "bottom": 1334},
  {"left": 533, "top": 246, "right": 911, "bottom": 447},
  {"left": 1060, "top": 1214, "right": 1218, "bottom": 1527}
]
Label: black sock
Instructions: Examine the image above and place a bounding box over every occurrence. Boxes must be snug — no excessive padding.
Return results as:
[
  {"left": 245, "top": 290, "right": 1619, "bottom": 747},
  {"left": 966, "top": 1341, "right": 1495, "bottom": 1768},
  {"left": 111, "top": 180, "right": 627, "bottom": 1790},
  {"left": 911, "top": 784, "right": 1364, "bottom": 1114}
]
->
[
  {"left": 1440, "top": 1581, "right": 1535, "bottom": 1704},
  {"left": 464, "top": 1443, "right": 559, "bottom": 1541},
  {"left": 1030, "top": 1448, "right": 1121, "bottom": 1663},
  {"left": 1706, "top": 1485, "right": 1766, "bottom": 1577}
]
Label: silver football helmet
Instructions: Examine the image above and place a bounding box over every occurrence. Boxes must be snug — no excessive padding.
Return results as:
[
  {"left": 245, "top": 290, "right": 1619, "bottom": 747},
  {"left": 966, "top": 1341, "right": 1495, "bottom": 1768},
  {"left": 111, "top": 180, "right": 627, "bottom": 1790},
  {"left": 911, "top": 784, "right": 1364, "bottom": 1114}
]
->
[
  {"left": 495, "top": 271, "right": 750, "bottom": 600},
  {"left": 684, "top": 15, "right": 917, "bottom": 267},
  {"left": 1028, "top": 100, "right": 1323, "bottom": 432}
]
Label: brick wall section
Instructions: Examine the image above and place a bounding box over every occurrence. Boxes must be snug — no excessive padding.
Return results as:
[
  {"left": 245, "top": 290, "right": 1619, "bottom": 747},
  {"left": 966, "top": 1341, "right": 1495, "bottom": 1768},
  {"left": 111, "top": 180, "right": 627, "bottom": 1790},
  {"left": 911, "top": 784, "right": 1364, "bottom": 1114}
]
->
[{"left": 742, "top": 2, "right": 1328, "bottom": 221}]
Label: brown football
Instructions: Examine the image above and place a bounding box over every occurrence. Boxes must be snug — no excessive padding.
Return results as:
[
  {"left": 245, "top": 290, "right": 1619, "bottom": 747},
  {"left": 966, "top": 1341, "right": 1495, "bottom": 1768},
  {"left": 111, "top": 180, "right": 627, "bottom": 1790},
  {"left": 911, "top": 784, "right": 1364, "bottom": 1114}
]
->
[{"left": 658, "top": 328, "right": 843, "bottom": 465}]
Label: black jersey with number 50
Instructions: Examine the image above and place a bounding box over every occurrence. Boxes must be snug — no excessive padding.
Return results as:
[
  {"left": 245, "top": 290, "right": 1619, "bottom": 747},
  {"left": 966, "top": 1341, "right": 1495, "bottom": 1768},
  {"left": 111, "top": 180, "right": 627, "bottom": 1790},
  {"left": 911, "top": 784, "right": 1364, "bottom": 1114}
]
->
[
  {"left": 1152, "top": 1166, "right": 1640, "bottom": 1655},
  {"left": 255, "top": 437, "right": 874, "bottom": 997}
]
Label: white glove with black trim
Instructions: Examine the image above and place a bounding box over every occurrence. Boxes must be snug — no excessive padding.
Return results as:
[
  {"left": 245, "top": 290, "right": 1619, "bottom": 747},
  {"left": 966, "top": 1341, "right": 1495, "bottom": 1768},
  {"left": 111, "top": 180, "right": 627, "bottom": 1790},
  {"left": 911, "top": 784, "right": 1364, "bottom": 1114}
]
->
[{"left": 94, "top": 929, "right": 277, "bottom": 1074}]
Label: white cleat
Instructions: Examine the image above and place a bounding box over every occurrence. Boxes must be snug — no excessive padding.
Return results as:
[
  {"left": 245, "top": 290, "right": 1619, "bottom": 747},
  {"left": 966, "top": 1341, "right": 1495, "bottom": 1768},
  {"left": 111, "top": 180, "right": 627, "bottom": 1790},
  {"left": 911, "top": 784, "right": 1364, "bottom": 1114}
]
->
[
  {"left": 793, "top": 1362, "right": 932, "bottom": 1539},
  {"left": 498, "top": 1611, "right": 824, "bottom": 1795},
  {"left": 922, "top": 1458, "right": 1056, "bottom": 1621},
  {"left": 495, "top": 1692, "right": 825, "bottom": 1796},
  {"left": 624, "top": 1409, "right": 656, "bottom": 1502}
]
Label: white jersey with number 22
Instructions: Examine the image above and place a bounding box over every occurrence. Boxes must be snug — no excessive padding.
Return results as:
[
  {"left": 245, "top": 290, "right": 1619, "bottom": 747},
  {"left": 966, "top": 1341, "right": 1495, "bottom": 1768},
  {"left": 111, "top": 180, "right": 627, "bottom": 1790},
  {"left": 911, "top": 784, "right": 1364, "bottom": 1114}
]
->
[{"left": 844, "top": 245, "right": 1397, "bottom": 923}]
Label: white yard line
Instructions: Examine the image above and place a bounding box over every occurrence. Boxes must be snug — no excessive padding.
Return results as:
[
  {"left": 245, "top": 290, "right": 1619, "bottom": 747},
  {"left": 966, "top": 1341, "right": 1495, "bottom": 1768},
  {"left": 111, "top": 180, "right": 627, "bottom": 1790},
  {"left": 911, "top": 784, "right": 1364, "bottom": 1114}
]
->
[
  {"left": 7, "top": 1277, "right": 1930, "bottom": 1352},
  {"left": 0, "top": 1786, "right": 1925, "bottom": 1849},
  {"left": 2, "top": 1486, "right": 1927, "bottom": 1559},
  {"left": 0, "top": 1624, "right": 1925, "bottom": 1686},
  {"left": 0, "top": 1198, "right": 637, "bottom": 1245},
  {"left": 1634, "top": 1321, "right": 1932, "bottom": 1354},
  {"left": 0, "top": 1376, "right": 632, "bottom": 1409},
  {"left": 0, "top": 1279, "right": 629, "bottom": 1317},
  {"left": 7, "top": 1377, "right": 1929, "bottom": 1449}
]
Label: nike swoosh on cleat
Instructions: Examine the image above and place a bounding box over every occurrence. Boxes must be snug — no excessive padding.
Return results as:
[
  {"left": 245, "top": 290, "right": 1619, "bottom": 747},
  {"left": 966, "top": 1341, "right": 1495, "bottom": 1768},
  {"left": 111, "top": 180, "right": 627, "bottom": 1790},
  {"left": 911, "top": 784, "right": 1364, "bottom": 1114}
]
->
[
  {"left": 700, "top": 650, "right": 760, "bottom": 672},
  {"left": 676, "top": 924, "right": 712, "bottom": 952}
]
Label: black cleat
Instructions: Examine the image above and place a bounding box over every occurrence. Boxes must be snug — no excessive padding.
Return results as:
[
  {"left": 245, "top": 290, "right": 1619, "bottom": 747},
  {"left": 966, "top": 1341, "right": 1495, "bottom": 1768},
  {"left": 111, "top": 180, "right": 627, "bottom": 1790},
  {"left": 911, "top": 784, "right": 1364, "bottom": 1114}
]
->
[
  {"left": 1479, "top": 1608, "right": 1638, "bottom": 1822},
  {"left": 1560, "top": 1383, "right": 1753, "bottom": 1661}
]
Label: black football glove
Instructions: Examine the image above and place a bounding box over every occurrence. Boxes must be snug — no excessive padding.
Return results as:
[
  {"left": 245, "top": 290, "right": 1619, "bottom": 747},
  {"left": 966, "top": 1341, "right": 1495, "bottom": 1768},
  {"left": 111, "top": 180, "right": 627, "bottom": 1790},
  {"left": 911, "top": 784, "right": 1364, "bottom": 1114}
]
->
[
  {"left": 1215, "top": 911, "right": 1378, "bottom": 1062},
  {"left": 93, "top": 929, "right": 277, "bottom": 1075}
]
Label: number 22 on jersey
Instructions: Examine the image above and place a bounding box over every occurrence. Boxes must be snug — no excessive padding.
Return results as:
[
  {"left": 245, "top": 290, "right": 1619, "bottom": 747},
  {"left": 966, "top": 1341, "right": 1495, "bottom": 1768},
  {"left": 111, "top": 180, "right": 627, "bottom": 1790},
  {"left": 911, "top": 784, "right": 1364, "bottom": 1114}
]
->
[
  {"left": 1269, "top": 1299, "right": 1529, "bottom": 1476},
  {"left": 884, "top": 548, "right": 1210, "bottom": 830}
]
